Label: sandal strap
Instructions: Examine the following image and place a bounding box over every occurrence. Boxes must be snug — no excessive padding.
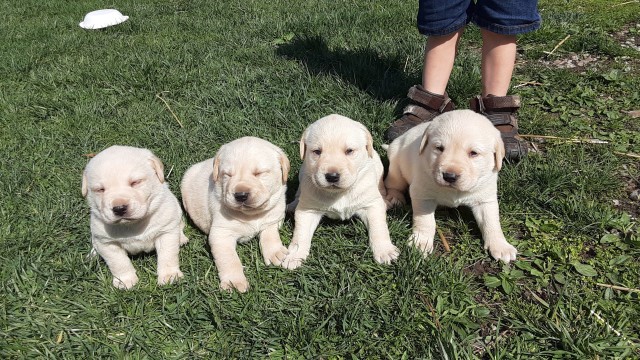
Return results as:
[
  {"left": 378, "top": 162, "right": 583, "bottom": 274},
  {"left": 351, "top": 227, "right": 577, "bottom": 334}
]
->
[
  {"left": 402, "top": 104, "right": 433, "bottom": 120},
  {"left": 407, "top": 85, "right": 455, "bottom": 113},
  {"left": 480, "top": 95, "right": 521, "bottom": 110},
  {"left": 470, "top": 95, "right": 521, "bottom": 113},
  {"left": 485, "top": 113, "right": 518, "bottom": 128}
]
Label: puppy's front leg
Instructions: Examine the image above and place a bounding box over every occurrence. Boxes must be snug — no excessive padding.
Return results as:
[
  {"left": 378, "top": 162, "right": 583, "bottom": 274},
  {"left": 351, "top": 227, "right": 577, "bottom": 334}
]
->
[
  {"left": 209, "top": 229, "right": 249, "bottom": 292},
  {"left": 282, "top": 210, "right": 322, "bottom": 270},
  {"left": 410, "top": 199, "right": 438, "bottom": 255},
  {"left": 155, "top": 231, "right": 184, "bottom": 286},
  {"left": 259, "top": 222, "right": 289, "bottom": 267},
  {"left": 357, "top": 200, "right": 399, "bottom": 264},
  {"left": 94, "top": 241, "right": 138, "bottom": 290},
  {"left": 471, "top": 201, "right": 517, "bottom": 263}
]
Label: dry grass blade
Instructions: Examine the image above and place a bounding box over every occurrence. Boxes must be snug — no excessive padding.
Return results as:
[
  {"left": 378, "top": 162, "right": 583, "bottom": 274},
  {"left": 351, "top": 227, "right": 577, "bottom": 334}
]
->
[
  {"left": 156, "top": 92, "right": 184, "bottom": 128},
  {"left": 436, "top": 227, "right": 451, "bottom": 253}
]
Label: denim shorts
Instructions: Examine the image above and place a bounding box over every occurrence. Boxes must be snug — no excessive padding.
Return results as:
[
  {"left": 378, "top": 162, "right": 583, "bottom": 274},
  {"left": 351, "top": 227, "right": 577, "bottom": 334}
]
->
[{"left": 417, "top": 0, "right": 541, "bottom": 36}]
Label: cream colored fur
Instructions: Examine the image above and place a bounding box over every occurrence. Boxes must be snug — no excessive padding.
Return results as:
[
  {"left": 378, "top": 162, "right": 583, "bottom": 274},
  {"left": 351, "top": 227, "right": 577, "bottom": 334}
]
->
[
  {"left": 180, "top": 137, "right": 290, "bottom": 292},
  {"left": 384, "top": 110, "right": 517, "bottom": 263},
  {"left": 284, "top": 114, "right": 399, "bottom": 269},
  {"left": 82, "top": 145, "right": 188, "bottom": 289}
]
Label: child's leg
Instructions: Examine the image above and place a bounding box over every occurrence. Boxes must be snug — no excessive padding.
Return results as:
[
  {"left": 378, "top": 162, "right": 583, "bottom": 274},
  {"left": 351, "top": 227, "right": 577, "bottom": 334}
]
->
[
  {"left": 422, "top": 29, "right": 464, "bottom": 95},
  {"left": 385, "top": 0, "right": 469, "bottom": 142},
  {"left": 469, "top": 0, "right": 541, "bottom": 161},
  {"left": 480, "top": 29, "right": 516, "bottom": 97}
]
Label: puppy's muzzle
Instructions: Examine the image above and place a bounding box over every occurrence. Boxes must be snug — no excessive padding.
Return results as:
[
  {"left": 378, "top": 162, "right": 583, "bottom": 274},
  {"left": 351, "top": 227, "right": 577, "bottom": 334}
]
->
[
  {"left": 442, "top": 172, "right": 458, "bottom": 184},
  {"left": 324, "top": 172, "right": 340, "bottom": 184}
]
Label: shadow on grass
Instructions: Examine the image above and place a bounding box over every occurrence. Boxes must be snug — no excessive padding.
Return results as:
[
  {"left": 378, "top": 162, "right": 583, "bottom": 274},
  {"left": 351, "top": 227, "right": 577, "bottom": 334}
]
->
[{"left": 276, "top": 35, "right": 418, "bottom": 109}]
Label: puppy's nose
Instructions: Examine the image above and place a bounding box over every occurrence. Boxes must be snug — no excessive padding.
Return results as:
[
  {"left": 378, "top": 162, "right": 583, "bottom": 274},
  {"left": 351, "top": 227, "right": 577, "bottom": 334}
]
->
[
  {"left": 234, "top": 192, "right": 249, "bottom": 202},
  {"left": 325, "top": 172, "right": 340, "bottom": 183},
  {"left": 112, "top": 204, "right": 128, "bottom": 216},
  {"left": 442, "top": 172, "right": 458, "bottom": 184}
]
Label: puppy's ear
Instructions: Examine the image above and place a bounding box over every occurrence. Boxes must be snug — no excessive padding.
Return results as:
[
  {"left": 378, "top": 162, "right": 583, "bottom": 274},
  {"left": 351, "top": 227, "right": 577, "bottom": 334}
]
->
[
  {"left": 149, "top": 155, "right": 165, "bottom": 183},
  {"left": 278, "top": 149, "right": 290, "bottom": 184},
  {"left": 212, "top": 154, "right": 221, "bottom": 182},
  {"left": 419, "top": 127, "right": 430, "bottom": 155},
  {"left": 298, "top": 129, "right": 308, "bottom": 160},
  {"left": 81, "top": 172, "right": 88, "bottom": 197},
  {"left": 494, "top": 135, "right": 505, "bottom": 172},
  {"left": 354, "top": 122, "right": 374, "bottom": 157},
  {"left": 364, "top": 127, "right": 374, "bottom": 158}
]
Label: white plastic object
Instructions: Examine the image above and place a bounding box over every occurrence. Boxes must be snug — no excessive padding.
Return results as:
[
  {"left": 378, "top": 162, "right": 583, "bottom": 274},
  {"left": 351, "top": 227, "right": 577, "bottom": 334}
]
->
[{"left": 79, "top": 9, "right": 129, "bottom": 29}]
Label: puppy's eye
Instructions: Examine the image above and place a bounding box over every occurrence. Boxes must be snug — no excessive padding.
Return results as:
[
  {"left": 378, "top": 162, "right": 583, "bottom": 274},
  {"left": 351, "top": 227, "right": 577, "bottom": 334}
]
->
[
  {"left": 345, "top": 148, "right": 354, "bottom": 155},
  {"left": 254, "top": 170, "right": 269, "bottom": 177},
  {"left": 312, "top": 149, "right": 322, "bottom": 156},
  {"left": 469, "top": 151, "right": 479, "bottom": 158},
  {"left": 93, "top": 187, "right": 105, "bottom": 193},
  {"left": 130, "top": 179, "right": 144, "bottom": 187},
  {"left": 435, "top": 145, "right": 445, "bottom": 152}
]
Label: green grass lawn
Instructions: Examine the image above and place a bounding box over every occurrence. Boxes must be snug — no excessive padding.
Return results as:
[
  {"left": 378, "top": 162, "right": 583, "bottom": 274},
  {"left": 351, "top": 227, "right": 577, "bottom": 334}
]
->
[{"left": 1, "top": 0, "right": 639, "bottom": 358}]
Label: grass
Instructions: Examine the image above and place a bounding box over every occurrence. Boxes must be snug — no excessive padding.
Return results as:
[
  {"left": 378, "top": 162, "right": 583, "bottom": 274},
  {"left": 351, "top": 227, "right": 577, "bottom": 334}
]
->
[{"left": 1, "top": 0, "right": 639, "bottom": 358}]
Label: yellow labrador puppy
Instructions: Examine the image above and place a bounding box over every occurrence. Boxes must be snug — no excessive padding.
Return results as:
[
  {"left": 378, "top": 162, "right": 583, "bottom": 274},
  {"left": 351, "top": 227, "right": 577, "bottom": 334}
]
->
[
  {"left": 180, "top": 137, "right": 290, "bottom": 292},
  {"left": 283, "top": 114, "right": 399, "bottom": 269},
  {"left": 82, "top": 145, "right": 188, "bottom": 289},
  {"left": 385, "top": 110, "right": 517, "bottom": 263}
]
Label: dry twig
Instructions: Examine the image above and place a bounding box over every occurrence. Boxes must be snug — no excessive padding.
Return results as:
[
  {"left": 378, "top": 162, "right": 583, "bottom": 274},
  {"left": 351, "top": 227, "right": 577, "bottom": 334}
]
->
[
  {"left": 436, "top": 228, "right": 451, "bottom": 253},
  {"left": 514, "top": 81, "right": 543, "bottom": 88},
  {"left": 596, "top": 283, "right": 640, "bottom": 293},
  {"left": 519, "top": 134, "right": 608, "bottom": 144},
  {"left": 544, "top": 35, "right": 571, "bottom": 56},
  {"left": 611, "top": 0, "right": 639, "bottom": 7}
]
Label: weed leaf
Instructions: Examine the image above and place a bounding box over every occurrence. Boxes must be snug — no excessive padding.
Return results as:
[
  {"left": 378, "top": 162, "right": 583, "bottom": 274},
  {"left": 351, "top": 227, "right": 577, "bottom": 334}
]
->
[{"left": 572, "top": 262, "right": 598, "bottom": 277}]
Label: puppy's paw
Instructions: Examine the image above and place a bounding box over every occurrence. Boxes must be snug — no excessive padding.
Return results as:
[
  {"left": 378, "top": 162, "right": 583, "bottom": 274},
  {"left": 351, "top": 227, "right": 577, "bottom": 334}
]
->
[
  {"left": 157, "top": 269, "right": 184, "bottom": 286},
  {"left": 372, "top": 243, "right": 400, "bottom": 264},
  {"left": 264, "top": 245, "right": 289, "bottom": 267},
  {"left": 179, "top": 232, "right": 189, "bottom": 246},
  {"left": 385, "top": 189, "right": 406, "bottom": 209},
  {"left": 282, "top": 253, "right": 306, "bottom": 270},
  {"left": 113, "top": 273, "right": 139, "bottom": 290},
  {"left": 282, "top": 243, "right": 308, "bottom": 270},
  {"left": 486, "top": 241, "right": 517, "bottom": 263},
  {"left": 409, "top": 232, "right": 435, "bottom": 256},
  {"left": 219, "top": 275, "right": 249, "bottom": 293}
]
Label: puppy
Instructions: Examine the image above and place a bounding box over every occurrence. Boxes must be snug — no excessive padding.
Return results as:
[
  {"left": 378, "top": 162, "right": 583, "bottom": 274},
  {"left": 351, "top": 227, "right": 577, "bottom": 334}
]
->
[
  {"left": 82, "top": 145, "right": 188, "bottom": 289},
  {"left": 385, "top": 109, "right": 517, "bottom": 263},
  {"left": 283, "top": 114, "right": 399, "bottom": 269},
  {"left": 180, "top": 137, "right": 290, "bottom": 292}
]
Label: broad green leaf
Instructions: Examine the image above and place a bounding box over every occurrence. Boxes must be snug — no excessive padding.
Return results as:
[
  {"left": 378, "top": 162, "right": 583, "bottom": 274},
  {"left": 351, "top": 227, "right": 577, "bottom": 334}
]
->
[
  {"left": 484, "top": 276, "right": 501, "bottom": 288},
  {"left": 609, "top": 255, "right": 631, "bottom": 266},
  {"left": 600, "top": 234, "right": 620, "bottom": 244},
  {"left": 572, "top": 262, "right": 598, "bottom": 277},
  {"left": 501, "top": 278, "right": 514, "bottom": 294}
]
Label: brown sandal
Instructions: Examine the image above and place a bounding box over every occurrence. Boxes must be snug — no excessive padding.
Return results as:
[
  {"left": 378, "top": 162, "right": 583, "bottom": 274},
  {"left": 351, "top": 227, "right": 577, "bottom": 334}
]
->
[
  {"left": 385, "top": 85, "right": 455, "bottom": 142},
  {"left": 469, "top": 94, "right": 528, "bottom": 162}
]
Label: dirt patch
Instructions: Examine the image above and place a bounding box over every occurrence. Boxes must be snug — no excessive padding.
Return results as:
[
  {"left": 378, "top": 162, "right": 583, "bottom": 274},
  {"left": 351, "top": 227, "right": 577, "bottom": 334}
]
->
[
  {"left": 612, "top": 22, "right": 640, "bottom": 52},
  {"left": 614, "top": 163, "right": 640, "bottom": 219}
]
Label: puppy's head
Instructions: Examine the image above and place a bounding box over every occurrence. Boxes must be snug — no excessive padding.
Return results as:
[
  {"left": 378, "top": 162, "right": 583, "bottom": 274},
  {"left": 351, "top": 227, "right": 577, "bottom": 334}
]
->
[
  {"left": 82, "top": 145, "right": 165, "bottom": 224},
  {"left": 419, "top": 110, "right": 504, "bottom": 192},
  {"left": 299, "top": 114, "right": 374, "bottom": 192},
  {"left": 212, "top": 137, "right": 289, "bottom": 214}
]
